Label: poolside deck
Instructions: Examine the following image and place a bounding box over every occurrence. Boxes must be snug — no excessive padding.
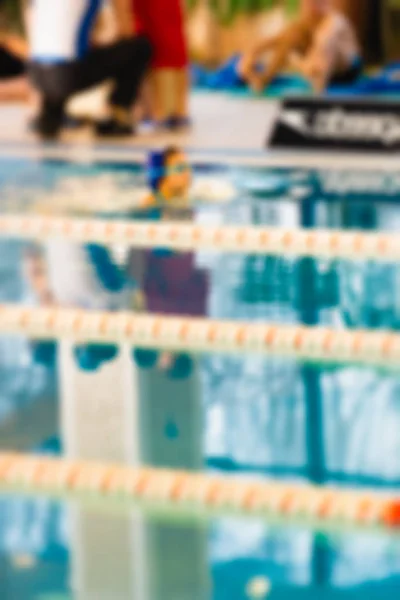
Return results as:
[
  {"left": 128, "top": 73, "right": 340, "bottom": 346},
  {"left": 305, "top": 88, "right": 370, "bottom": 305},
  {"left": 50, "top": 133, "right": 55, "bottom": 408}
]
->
[{"left": 0, "top": 92, "right": 276, "bottom": 152}]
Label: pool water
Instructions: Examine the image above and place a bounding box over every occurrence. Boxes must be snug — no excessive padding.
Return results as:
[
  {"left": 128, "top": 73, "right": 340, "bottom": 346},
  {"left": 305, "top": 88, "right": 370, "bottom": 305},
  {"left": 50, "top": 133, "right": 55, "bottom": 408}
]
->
[
  {"left": 1, "top": 493, "right": 400, "bottom": 600},
  {"left": 0, "top": 154, "right": 400, "bottom": 598}
]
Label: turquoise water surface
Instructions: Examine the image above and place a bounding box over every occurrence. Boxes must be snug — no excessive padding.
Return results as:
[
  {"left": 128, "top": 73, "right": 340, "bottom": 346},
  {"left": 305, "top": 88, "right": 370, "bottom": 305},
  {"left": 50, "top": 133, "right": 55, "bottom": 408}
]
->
[{"left": 0, "top": 155, "right": 400, "bottom": 598}]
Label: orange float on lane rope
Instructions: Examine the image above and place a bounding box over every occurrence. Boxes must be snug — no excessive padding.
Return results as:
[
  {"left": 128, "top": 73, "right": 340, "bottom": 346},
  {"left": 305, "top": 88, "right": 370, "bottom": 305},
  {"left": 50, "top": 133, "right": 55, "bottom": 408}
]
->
[
  {"left": 0, "top": 304, "right": 399, "bottom": 369},
  {"left": 0, "top": 453, "right": 399, "bottom": 532},
  {"left": 1, "top": 215, "right": 400, "bottom": 261}
]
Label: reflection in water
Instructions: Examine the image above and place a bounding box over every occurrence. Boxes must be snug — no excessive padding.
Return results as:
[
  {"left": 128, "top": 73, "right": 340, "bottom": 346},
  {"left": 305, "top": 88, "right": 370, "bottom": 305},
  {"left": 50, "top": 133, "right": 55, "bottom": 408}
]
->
[
  {"left": 1, "top": 496, "right": 400, "bottom": 599},
  {"left": 1, "top": 158, "right": 400, "bottom": 596}
]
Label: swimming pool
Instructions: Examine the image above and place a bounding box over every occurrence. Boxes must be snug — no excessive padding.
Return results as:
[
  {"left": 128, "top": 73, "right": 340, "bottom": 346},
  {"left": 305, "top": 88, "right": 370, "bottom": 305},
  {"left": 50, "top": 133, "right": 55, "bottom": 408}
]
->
[
  {"left": 0, "top": 149, "right": 400, "bottom": 599},
  {"left": 1, "top": 492, "right": 400, "bottom": 600}
]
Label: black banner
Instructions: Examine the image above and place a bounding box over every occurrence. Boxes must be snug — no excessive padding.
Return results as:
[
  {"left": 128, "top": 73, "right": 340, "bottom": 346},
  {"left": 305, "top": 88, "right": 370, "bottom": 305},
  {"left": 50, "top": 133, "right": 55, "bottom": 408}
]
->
[{"left": 269, "top": 96, "right": 400, "bottom": 152}]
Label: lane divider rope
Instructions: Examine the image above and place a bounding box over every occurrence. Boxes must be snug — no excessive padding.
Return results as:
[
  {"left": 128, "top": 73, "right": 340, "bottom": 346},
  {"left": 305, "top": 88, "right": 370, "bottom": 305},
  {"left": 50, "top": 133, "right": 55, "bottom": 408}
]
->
[
  {"left": 0, "top": 214, "right": 399, "bottom": 261},
  {"left": 0, "top": 304, "right": 400, "bottom": 368},
  {"left": 0, "top": 453, "right": 399, "bottom": 529}
]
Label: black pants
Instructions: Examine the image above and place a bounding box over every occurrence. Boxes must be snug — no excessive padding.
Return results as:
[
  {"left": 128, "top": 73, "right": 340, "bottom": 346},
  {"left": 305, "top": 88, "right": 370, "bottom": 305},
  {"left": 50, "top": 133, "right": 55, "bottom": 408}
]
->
[
  {"left": 0, "top": 46, "right": 25, "bottom": 80},
  {"left": 30, "top": 36, "right": 152, "bottom": 113}
]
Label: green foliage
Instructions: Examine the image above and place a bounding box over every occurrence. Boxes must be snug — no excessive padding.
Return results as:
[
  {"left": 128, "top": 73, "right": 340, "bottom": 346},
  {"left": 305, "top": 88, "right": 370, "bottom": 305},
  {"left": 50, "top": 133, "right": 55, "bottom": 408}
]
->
[
  {"left": 184, "top": 1, "right": 300, "bottom": 25},
  {"left": 285, "top": 0, "right": 300, "bottom": 14},
  {"left": 0, "top": 0, "right": 22, "bottom": 30},
  {"left": 207, "top": 0, "right": 277, "bottom": 25}
]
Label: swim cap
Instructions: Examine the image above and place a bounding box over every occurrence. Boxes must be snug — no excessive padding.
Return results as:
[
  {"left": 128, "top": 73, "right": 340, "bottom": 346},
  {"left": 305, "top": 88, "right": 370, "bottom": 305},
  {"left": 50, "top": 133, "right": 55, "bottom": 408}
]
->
[{"left": 147, "top": 150, "right": 166, "bottom": 192}]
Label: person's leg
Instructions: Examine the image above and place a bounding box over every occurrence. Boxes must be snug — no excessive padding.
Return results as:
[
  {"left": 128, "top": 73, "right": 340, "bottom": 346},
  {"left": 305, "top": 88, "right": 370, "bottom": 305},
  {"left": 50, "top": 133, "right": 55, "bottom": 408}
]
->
[
  {"left": 329, "top": 58, "right": 363, "bottom": 87},
  {"left": 150, "top": 69, "right": 171, "bottom": 123},
  {"left": 296, "top": 29, "right": 362, "bottom": 93},
  {"left": 149, "top": 68, "right": 190, "bottom": 129},
  {"left": 248, "top": 44, "right": 292, "bottom": 93},
  {"left": 29, "top": 62, "right": 79, "bottom": 138},
  {"left": 107, "top": 37, "right": 152, "bottom": 109},
  {"left": 170, "top": 68, "right": 190, "bottom": 128},
  {"left": 77, "top": 36, "right": 152, "bottom": 134},
  {"left": 30, "top": 36, "right": 152, "bottom": 138},
  {"left": 132, "top": 76, "right": 153, "bottom": 124}
]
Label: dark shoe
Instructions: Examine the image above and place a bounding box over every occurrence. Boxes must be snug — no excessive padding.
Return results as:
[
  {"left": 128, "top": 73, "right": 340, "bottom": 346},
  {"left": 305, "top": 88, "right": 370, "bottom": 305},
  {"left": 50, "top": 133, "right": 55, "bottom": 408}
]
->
[
  {"left": 29, "top": 113, "right": 89, "bottom": 134},
  {"left": 165, "top": 116, "right": 192, "bottom": 131},
  {"left": 64, "top": 115, "right": 92, "bottom": 129},
  {"left": 95, "top": 118, "right": 134, "bottom": 137},
  {"left": 32, "top": 104, "right": 64, "bottom": 140}
]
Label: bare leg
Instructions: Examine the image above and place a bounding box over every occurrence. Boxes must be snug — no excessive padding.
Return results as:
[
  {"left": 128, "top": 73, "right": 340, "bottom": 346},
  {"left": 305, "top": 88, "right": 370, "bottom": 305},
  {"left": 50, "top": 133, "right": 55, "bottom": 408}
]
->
[
  {"left": 151, "top": 69, "right": 173, "bottom": 122},
  {"left": 295, "top": 49, "right": 338, "bottom": 93},
  {"left": 132, "top": 77, "right": 153, "bottom": 123},
  {"left": 248, "top": 44, "right": 292, "bottom": 93},
  {"left": 173, "top": 68, "right": 190, "bottom": 119}
]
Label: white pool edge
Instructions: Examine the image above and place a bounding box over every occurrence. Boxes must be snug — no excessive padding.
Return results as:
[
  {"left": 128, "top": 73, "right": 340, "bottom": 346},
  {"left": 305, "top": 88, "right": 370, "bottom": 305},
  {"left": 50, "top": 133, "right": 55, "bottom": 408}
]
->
[{"left": 1, "top": 141, "right": 400, "bottom": 171}]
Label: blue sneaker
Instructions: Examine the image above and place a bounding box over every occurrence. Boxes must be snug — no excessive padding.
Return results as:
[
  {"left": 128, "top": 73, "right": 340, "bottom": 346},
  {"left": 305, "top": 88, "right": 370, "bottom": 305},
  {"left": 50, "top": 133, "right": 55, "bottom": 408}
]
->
[{"left": 165, "top": 116, "right": 192, "bottom": 131}]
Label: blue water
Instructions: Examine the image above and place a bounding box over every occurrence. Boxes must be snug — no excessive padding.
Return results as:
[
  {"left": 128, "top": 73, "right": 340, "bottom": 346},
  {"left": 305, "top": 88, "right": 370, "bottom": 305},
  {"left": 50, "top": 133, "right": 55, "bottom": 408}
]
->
[
  {"left": 1, "top": 155, "right": 400, "bottom": 598},
  {"left": 1, "top": 493, "right": 400, "bottom": 599}
]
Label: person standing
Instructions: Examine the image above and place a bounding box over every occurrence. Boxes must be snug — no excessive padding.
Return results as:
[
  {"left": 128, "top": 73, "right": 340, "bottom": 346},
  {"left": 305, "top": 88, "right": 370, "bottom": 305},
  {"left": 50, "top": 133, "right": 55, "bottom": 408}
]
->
[
  {"left": 132, "top": 0, "right": 190, "bottom": 129},
  {"left": 27, "top": 0, "right": 152, "bottom": 139}
]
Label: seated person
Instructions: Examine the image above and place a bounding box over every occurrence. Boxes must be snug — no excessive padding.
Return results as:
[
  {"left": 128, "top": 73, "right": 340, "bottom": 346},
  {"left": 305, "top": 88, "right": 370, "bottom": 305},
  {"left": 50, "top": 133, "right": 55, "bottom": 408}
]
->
[
  {"left": 239, "top": 0, "right": 362, "bottom": 93},
  {"left": 27, "top": 0, "right": 152, "bottom": 139}
]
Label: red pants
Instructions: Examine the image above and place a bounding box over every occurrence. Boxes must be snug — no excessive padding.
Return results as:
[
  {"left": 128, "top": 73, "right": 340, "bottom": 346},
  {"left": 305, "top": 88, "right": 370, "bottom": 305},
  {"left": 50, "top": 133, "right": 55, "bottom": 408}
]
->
[{"left": 132, "top": 0, "right": 188, "bottom": 69}]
